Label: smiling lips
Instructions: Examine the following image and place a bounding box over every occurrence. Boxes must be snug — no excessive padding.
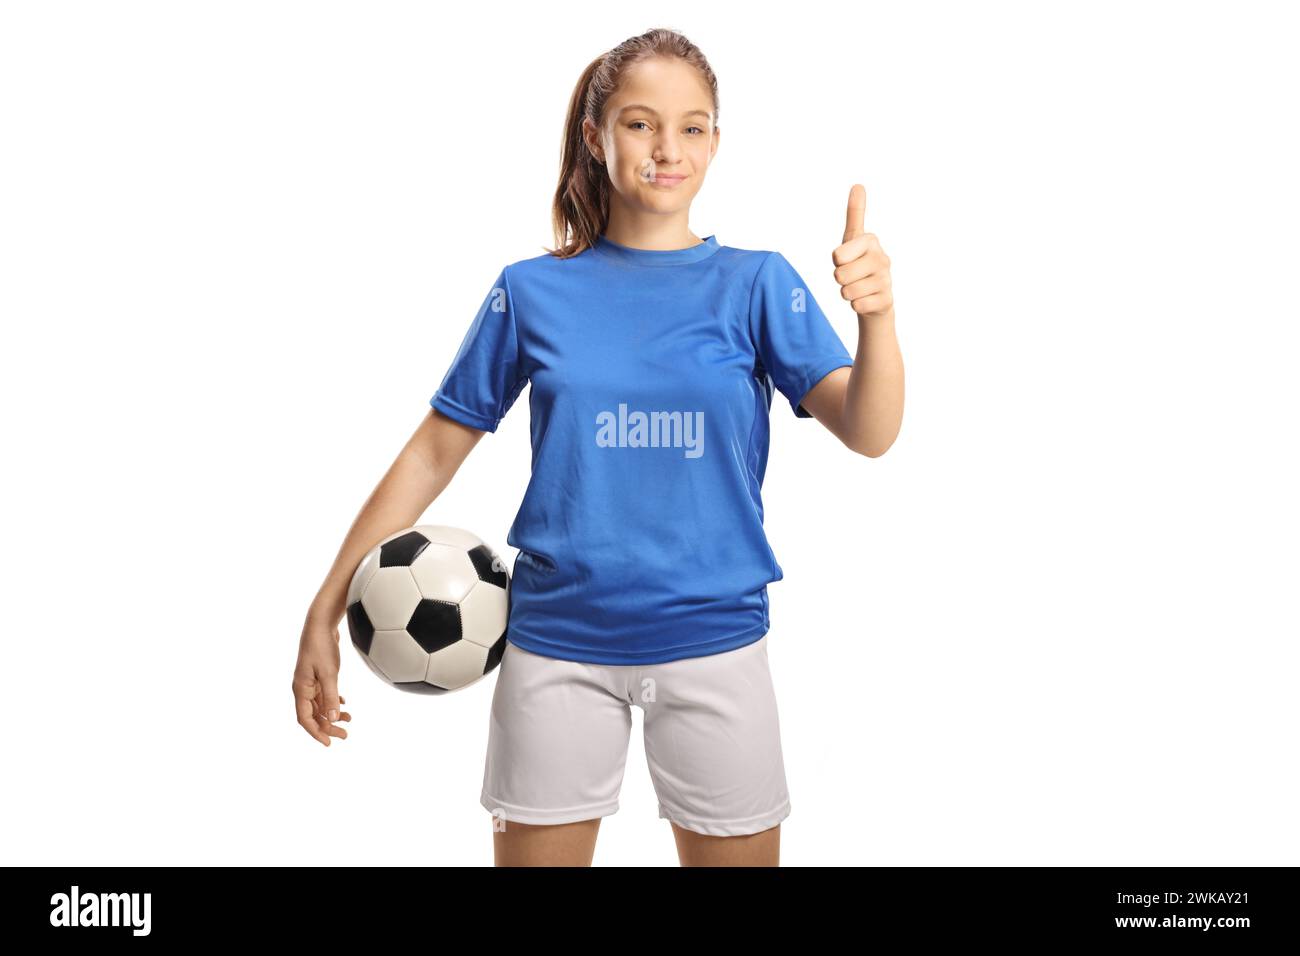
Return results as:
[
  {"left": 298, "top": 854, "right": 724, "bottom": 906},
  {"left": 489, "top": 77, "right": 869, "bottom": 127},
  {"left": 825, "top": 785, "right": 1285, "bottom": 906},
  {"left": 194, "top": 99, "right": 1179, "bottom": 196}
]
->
[{"left": 649, "top": 173, "right": 686, "bottom": 186}]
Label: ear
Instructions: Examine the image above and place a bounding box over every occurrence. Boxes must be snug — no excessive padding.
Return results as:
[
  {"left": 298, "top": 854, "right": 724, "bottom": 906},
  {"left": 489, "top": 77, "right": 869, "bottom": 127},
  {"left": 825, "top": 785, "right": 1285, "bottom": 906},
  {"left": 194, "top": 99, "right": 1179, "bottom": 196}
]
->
[{"left": 581, "top": 116, "right": 605, "bottom": 165}]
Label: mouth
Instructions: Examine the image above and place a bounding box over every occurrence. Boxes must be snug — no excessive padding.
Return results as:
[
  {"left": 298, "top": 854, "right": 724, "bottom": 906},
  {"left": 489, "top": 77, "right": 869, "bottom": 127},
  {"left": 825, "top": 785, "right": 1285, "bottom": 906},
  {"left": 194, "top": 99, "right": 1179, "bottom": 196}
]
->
[{"left": 647, "top": 174, "right": 687, "bottom": 188}]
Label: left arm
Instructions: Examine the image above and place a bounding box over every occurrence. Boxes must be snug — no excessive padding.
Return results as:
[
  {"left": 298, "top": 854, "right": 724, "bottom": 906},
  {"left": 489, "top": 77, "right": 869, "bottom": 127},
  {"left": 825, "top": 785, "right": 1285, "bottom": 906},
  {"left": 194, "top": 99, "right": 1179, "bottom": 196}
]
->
[
  {"left": 803, "top": 310, "right": 903, "bottom": 457},
  {"left": 801, "top": 184, "right": 905, "bottom": 458}
]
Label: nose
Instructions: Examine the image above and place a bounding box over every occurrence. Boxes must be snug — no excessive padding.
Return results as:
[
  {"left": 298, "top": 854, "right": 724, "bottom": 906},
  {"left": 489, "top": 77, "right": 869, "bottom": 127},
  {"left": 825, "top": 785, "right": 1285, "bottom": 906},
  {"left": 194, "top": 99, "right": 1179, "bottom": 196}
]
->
[{"left": 652, "top": 131, "right": 686, "bottom": 164}]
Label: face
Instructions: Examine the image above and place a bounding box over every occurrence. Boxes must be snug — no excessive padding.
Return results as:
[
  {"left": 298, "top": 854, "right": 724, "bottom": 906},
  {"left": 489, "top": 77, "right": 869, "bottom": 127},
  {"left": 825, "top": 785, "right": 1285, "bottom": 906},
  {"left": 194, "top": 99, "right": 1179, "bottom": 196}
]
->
[{"left": 583, "top": 57, "right": 719, "bottom": 217}]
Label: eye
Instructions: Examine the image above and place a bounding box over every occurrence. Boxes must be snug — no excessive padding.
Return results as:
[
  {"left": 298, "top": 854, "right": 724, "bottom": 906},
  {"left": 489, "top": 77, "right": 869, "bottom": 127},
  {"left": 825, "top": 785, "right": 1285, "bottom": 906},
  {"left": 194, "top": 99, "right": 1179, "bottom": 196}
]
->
[
  {"left": 686, "top": 126, "right": 704, "bottom": 135},
  {"left": 629, "top": 120, "right": 651, "bottom": 131}
]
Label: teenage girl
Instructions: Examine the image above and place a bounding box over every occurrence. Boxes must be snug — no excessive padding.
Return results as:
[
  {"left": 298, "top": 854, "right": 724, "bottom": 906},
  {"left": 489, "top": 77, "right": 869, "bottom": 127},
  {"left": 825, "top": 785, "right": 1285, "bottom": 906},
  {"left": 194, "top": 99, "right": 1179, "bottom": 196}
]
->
[{"left": 292, "top": 27, "right": 904, "bottom": 867}]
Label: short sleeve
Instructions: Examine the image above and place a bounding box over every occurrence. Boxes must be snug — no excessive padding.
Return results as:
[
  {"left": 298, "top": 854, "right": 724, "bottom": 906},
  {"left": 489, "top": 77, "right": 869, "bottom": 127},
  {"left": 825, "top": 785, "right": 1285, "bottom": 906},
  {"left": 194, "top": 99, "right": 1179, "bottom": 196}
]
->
[
  {"left": 429, "top": 265, "right": 527, "bottom": 433},
  {"left": 747, "top": 251, "right": 853, "bottom": 418}
]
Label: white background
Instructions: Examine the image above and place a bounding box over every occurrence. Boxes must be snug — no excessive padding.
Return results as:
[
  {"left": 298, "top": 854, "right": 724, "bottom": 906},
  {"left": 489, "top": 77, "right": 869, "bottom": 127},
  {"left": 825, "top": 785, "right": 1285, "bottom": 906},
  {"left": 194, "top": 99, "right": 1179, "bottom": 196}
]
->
[{"left": 2, "top": 1, "right": 1296, "bottom": 866}]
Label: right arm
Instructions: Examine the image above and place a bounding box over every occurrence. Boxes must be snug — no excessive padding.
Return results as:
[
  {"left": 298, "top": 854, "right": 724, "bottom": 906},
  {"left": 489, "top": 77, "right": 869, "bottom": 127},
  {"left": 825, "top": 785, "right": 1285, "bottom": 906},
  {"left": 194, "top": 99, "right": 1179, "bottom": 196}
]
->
[{"left": 292, "top": 407, "right": 488, "bottom": 745}]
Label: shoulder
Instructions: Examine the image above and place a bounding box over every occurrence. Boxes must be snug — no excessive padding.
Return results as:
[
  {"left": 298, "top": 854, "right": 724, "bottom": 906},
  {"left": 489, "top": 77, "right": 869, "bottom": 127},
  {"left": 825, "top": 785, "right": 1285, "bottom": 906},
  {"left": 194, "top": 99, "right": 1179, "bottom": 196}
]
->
[
  {"left": 478, "top": 249, "right": 593, "bottom": 303},
  {"left": 715, "top": 242, "right": 778, "bottom": 268},
  {"left": 717, "top": 245, "right": 802, "bottom": 289},
  {"left": 499, "top": 247, "right": 595, "bottom": 280}
]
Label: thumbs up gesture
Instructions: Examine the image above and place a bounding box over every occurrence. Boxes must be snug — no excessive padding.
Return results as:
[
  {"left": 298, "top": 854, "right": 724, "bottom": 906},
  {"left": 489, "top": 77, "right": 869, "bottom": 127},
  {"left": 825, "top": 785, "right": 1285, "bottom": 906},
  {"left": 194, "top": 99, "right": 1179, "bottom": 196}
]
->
[{"left": 833, "top": 184, "right": 894, "bottom": 320}]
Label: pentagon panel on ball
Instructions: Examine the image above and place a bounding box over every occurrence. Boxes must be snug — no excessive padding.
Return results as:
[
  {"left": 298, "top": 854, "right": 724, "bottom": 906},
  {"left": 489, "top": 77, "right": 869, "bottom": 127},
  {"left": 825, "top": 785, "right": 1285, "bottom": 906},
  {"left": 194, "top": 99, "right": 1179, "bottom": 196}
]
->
[{"left": 345, "top": 525, "right": 511, "bottom": 695}]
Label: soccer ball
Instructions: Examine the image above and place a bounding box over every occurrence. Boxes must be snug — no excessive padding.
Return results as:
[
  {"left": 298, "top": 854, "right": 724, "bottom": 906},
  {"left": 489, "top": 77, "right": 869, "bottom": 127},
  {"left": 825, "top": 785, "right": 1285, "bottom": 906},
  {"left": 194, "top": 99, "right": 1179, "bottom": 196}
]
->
[{"left": 345, "top": 525, "right": 510, "bottom": 694}]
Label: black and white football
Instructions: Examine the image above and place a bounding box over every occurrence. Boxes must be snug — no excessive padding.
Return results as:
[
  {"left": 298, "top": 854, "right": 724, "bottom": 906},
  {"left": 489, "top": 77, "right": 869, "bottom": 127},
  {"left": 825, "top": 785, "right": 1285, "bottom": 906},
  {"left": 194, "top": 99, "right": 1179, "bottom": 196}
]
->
[{"left": 345, "top": 525, "right": 510, "bottom": 694}]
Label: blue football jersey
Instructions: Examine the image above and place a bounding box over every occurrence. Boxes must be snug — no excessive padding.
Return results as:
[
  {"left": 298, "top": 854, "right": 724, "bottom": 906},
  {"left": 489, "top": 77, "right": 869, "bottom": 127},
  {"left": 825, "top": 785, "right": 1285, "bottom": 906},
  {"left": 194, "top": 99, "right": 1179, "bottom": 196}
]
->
[{"left": 430, "top": 233, "right": 852, "bottom": 664}]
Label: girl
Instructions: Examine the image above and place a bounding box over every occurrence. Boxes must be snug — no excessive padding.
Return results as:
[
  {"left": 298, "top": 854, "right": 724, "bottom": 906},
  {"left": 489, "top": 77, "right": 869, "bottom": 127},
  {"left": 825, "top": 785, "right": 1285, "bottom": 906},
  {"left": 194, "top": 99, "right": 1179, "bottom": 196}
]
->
[{"left": 292, "top": 27, "right": 904, "bottom": 867}]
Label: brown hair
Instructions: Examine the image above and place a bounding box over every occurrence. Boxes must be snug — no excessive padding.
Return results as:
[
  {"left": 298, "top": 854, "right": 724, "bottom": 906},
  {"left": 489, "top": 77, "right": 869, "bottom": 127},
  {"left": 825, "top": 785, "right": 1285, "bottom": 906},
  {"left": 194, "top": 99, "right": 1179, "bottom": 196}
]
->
[{"left": 546, "top": 28, "right": 719, "bottom": 259}]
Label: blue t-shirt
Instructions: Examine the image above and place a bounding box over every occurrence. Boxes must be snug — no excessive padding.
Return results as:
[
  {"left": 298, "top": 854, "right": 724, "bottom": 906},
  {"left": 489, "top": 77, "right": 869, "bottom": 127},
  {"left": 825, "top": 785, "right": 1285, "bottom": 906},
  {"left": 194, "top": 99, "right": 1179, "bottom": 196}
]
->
[{"left": 429, "top": 233, "right": 853, "bottom": 665}]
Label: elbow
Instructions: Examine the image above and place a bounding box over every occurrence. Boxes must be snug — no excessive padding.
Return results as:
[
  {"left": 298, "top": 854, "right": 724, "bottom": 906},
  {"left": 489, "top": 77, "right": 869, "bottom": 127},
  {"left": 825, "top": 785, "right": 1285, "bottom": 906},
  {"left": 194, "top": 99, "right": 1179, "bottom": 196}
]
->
[
  {"left": 850, "top": 437, "right": 894, "bottom": 458},
  {"left": 847, "top": 420, "right": 902, "bottom": 458},
  {"left": 837, "top": 410, "right": 901, "bottom": 458}
]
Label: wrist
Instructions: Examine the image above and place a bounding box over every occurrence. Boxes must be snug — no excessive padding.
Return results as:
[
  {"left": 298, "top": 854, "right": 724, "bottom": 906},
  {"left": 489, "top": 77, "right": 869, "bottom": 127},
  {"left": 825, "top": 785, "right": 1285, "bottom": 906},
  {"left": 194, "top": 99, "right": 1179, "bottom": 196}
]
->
[
  {"left": 308, "top": 594, "right": 345, "bottom": 629},
  {"left": 857, "top": 307, "right": 895, "bottom": 328}
]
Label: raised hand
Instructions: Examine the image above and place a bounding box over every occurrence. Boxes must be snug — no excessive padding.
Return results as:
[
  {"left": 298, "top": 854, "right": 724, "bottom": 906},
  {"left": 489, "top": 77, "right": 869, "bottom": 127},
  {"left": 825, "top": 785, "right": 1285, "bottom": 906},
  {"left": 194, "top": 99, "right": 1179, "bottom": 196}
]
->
[{"left": 832, "top": 183, "right": 894, "bottom": 320}]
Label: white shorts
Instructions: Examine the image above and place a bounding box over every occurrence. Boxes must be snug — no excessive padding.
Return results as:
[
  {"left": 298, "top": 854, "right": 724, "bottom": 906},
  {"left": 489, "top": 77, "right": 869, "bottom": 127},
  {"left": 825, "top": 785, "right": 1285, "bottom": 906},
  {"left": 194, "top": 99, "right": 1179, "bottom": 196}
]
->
[{"left": 480, "top": 633, "right": 791, "bottom": 837}]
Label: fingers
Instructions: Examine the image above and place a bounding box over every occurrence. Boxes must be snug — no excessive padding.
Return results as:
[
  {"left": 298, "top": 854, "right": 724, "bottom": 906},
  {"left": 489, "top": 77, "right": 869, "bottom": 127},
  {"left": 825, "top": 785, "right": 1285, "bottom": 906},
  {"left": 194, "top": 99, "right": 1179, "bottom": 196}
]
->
[
  {"left": 850, "top": 292, "right": 890, "bottom": 316},
  {"left": 294, "top": 667, "right": 348, "bottom": 747},
  {"left": 832, "top": 232, "right": 878, "bottom": 267},
  {"left": 313, "top": 709, "right": 350, "bottom": 741},
  {"left": 313, "top": 696, "right": 351, "bottom": 724},
  {"left": 294, "top": 678, "right": 331, "bottom": 746},
  {"left": 833, "top": 249, "right": 884, "bottom": 285},
  {"left": 840, "top": 269, "right": 894, "bottom": 316},
  {"left": 839, "top": 275, "right": 888, "bottom": 303}
]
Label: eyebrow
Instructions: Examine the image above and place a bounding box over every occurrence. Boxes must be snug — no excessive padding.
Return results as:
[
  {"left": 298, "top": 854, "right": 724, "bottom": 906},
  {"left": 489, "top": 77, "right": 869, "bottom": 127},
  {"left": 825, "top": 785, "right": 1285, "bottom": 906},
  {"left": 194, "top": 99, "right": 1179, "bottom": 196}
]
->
[{"left": 616, "top": 104, "right": 713, "bottom": 121}]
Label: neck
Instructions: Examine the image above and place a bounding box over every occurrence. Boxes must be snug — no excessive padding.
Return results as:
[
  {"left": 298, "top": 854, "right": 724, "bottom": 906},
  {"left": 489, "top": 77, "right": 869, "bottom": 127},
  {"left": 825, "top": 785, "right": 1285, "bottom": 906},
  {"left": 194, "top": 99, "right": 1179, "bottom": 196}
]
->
[{"left": 603, "top": 204, "right": 699, "bottom": 250}]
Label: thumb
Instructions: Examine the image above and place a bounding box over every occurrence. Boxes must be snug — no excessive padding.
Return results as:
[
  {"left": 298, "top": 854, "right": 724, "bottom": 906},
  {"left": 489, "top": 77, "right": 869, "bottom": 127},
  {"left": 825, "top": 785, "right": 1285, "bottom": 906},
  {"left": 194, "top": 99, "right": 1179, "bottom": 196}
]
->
[
  {"left": 320, "top": 669, "right": 341, "bottom": 722},
  {"left": 842, "top": 183, "right": 866, "bottom": 243}
]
